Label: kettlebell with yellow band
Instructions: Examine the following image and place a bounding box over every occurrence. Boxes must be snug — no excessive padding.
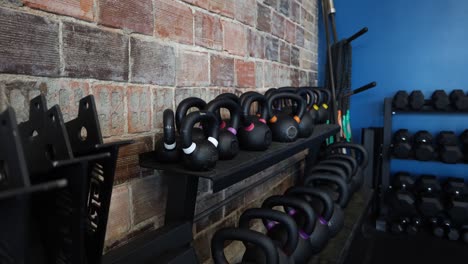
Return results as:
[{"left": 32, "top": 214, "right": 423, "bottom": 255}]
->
[
  {"left": 313, "top": 88, "right": 331, "bottom": 124},
  {"left": 267, "top": 93, "right": 306, "bottom": 142}
]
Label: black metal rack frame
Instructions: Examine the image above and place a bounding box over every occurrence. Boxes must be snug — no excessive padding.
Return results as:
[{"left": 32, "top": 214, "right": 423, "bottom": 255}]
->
[{"left": 102, "top": 124, "right": 340, "bottom": 264}]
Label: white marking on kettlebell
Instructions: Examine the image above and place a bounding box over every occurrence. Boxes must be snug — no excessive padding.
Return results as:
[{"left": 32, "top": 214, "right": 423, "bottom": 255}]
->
[
  {"left": 183, "top": 142, "right": 197, "bottom": 154},
  {"left": 208, "top": 137, "right": 219, "bottom": 147},
  {"left": 164, "top": 142, "right": 176, "bottom": 150}
]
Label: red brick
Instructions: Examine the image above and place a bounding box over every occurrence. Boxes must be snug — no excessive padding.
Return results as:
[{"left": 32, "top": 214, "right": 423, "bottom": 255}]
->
[
  {"left": 263, "top": 62, "right": 279, "bottom": 87},
  {"left": 194, "top": 12, "right": 223, "bottom": 50},
  {"left": 279, "top": 65, "right": 292, "bottom": 86},
  {"left": 272, "top": 12, "right": 285, "bottom": 38},
  {"left": 114, "top": 136, "right": 153, "bottom": 182},
  {"left": 234, "top": 0, "right": 256, "bottom": 27},
  {"left": 247, "top": 29, "right": 264, "bottom": 59},
  {"left": 285, "top": 20, "right": 296, "bottom": 43},
  {"left": 291, "top": 1, "right": 301, "bottom": 23},
  {"left": 182, "top": 0, "right": 209, "bottom": 9},
  {"left": 104, "top": 184, "right": 131, "bottom": 244},
  {"left": 98, "top": 0, "right": 153, "bottom": 35},
  {"left": 0, "top": 8, "right": 60, "bottom": 77},
  {"left": 155, "top": 0, "right": 193, "bottom": 45},
  {"left": 63, "top": 22, "right": 129, "bottom": 81},
  {"left": 45, "top": 80, "right": 90, "bottom": 122},
  {"left": 280, "top": 41, "right": 291, "bottom": 65},
  {"left": 130, "top": 37, "right": 176, "bottom": 85},
  {"left": 236, "top": 60, "right": 256, "bottom": 88},
  {"left": 222, "top": 21, "right": 247, "bottom": 56},
  {"left": 132, "top": 176, "right": 167, "bottom": 225},
  {"left": 210, "top": 55, "right": 234, "bottom": 87},
  {"left": 92, "top": 84, "right": 125, "bottom": 137},
  {"left": 209, "top": 0, "right": 234, "bottom": 18},
  {"left": 177, "top": 51, "right": 209, "bottom": 87},
  {"left": 24, "top": 0, "right": 93, "bottom": 21},
  {"left": 152, "top": 87, "right": 174, "bottom": 130},
  {"left": 127, "top": 86, "right": 151, "bottom": 134},
  {"left": 296, "top": 26, "right": 305, "bottom": 47},
  {"left": 257, "top": 3, "right": 271, "bottom": 32}
]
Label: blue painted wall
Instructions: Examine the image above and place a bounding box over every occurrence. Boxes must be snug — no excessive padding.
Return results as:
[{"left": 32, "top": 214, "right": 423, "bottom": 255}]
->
[{"left": 318, "top": 0, "right": 468, "bottom": 178}]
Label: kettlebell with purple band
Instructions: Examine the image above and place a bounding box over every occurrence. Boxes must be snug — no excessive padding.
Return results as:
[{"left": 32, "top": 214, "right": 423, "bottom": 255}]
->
[
  {"left": 206, "top": 98, "right": 241, "bottom": 160},
  {"left": 180, "top": 111, "right": 219, "bottom": 171},
  {"left": 154, "top": 109, "right": 180, "bottom": 162}
]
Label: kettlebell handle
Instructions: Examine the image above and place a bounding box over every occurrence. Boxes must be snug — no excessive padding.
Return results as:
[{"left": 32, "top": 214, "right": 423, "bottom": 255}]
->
[
  {"left": 267, "top": 93, "right": 306, "bottom": 123},
  {"left": 296, "top": 88, "right": 316, "bottom": 110},
  {"left": 211, "top": 228, "right": 279, "bottom": 264},
  {"left": 162, "top": 109, "right": 176, "bottom": 149},
  {"left": 326, "top": 142, "right": 369, "bottom": 168},
  {"left": 215, "top": 93, "right": 240, "bottom": 105},
  {"left": 304, "top": 173, "right": 350, "bottom": 208},
  {"left": 262, "top": 195, "right": 316, "bottom": 235},
  {"left": 239, "top": 208, "right": 299, "bottom": 255},
  {"left": 285, "top": 186, "right": 334, "bottom": 222},
  {"left": 180, "top": 111, "right": 219, "bottom": 152},
  {"left": 313, "top": 88, "right": 331, "bottom": 105},
  {"left": 175, "top": 97, "right": 207, "bottom": 132},
  {"left": 241, "top": 92, "right": 269, "bottom": 125},
  {"left": 206, "top": 98, "right": 241, "bottom": 133}
]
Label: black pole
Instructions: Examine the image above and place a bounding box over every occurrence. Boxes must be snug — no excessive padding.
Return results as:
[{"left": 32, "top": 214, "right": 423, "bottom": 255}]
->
[
  {"left": 326, "top": 0, "right": 339, "bottom": 43},
  {"left": 345, "top": 82, "right": 377, "bottom": 97},
  {"left": 346, "top": 27, "right": 369, "bottom": 44},
  {"left": 320, "top": 0, "right": 338, "bottom": 128}
]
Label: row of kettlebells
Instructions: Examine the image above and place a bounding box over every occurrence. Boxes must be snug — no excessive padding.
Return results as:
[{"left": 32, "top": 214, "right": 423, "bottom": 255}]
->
[
  {"left": 211, "top": 142, "right": 369, "bottom": 264},
  {"left": 154, "top": 87, "right": 332, "bottom": 171}
]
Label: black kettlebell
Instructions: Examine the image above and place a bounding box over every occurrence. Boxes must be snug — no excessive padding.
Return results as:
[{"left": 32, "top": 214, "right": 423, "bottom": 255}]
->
[
  {"left": 180, "top": 111, "right": 219, "bottom": 171},
  {"left": 238, "top": 92, "right": 272, "bottom": 151},
  {"left": 312, "top": 88, "right": 331, "bottom": 124},
  {"left": 304, "top": 173, "right": 351, "bottom": 208},
  {"left": 239, "top": 208, "right": 298, "bottom": 264},
  {"left": 264, "top": 195, "right": 329, "bottom": 260},
  {"left": 154, "top": 109, "right": 180, "bottom": 162},
  {"left": 267, "top": 93, "right": 306, "bottom": 142},
  {"left": 176, "top": 97, "right": 207, "bottom": 140},
  {"left": 216, "top": 92, "right": 240, "bottom": 104},
  {"left": 206, "top": 98, "right": 241, "bottom": 160},
  {"left": 211, "top": 227, "right": 279, "bottom": 264},
  {"left": 297, "top": 88, "right": 318, "bottom": 122},
  {"left": 324, "top": 154, "right": 358, "bottom": 177},
  {"left": 307, "top": 164, "right": 351, "bottom": 192},
  {"left": 265, "top": 88, "right": 283, "bottom": 114},
  {"left": 290, "top": 89, "right": 315, "bottom": 138},
  {"left": 317, "top": 160, "right": 357, "bottom": 192},
  {"left": 285, "top": 186, "right": 343, "bottom": 238},
  {"left": 262, "top": 195, "right": 315, "bottom": 263}
]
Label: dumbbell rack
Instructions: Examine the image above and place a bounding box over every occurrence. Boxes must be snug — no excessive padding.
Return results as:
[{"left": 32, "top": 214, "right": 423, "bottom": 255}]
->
[
  {"left": 376, "top": 97, "right": 468, "bottom": 230},
  {"left": 0, "top": 95, "right": 131, "bottom": 264},
  {"left": 101, "top": 124, "right": 340, "bottom": 264}
]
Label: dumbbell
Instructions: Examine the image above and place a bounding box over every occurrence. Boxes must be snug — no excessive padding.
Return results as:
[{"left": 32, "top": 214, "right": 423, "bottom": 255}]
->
[
  {"left": 431, "top": 217, "right": 460, "bottom": 240},
  {"left": 437, "top": 131, "right": 463, "bottom": 164},
  {"left": 413, "top": 131, "right": 435, "bottom": 161},
  {"left": 409, "top": 90, "right": 425, "bottom": 110},
  {"left": 414, "top": 175, "right": 444, "bottom": 218},
  {"left": 444, "top": 177, "right": 468, "bottom": 227},
  {"left": 390, "top": 216, "right": 410, "bottom": 234},
  {"left": 460, "top": 130, "right": 468, "bottom": 162},
  {"left": 406, "top": 216, "right": 422, "bottom": 235},
  {"left": 432, "top": 90, "right": 450, "bottom": 111},
  {"left": 392, "top": 129, "right": 412, "bottom": 159},
  {"left": 392, "top": 91, "right": 409, "bottom": 110},
  {"left": 450, "top": 90, "right": 468, "bottom": 111},
  {"left": 386, "top": 172, "right": 417, "bottom": 218}
]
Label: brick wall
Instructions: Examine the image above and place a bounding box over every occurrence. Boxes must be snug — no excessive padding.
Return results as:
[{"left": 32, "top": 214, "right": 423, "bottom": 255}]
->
[{"left": 0, "top": 0, "right": 318, "bottom": 262}]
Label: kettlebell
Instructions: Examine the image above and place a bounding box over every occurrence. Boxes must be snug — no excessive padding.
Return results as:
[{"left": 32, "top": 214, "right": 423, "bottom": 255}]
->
[
  {"left": 312, "top": 88, "right": 330, "bottom": 124},
  {"left": 262, "top": 195, "right": 321, "bottom": 262},
  {"left": 154, "top": 109, "right": 180, "bottom": 162},
  {"left": 216, "top": 93, "right": 240, "bottom": 104},
  {"left": 307, "top": 164, "right": 351, "bottom": 192},
  {"left": 267, "top": 93, "right": 306, "bottom": 142},
  {"left": 238, "top": 92, "right": 272, "bottom": 151},
  {"left": 206, "top": 98, "right": 241, "bottom": 160},
  {"left": 180, "top": 111, "right": 219, "bottom": 171},
  {"left": 317, "top": 160, "right": 357, "bottom": 193},
  {"left": 285, "top": 186, "right": 343, "bottom": 238},
  {"left": 211, "top": 227, "right": 279, "bottom": 264},
  {"left": 239, "top": 208, "right": 298, "bottom": 264},
  {"left": 297, "top": 88, "right": 318, "bottom": 123},
  {"left": 265, "top": 88, "right": 282, "bottom": 113},
  {"left": 176, "top": 97, "right": 207, "bottom": 140},
  {"left": 304, "top": 173, "right": 351, "bottom": 208},
  {"left": 324, "top": 154, "right": 358, "bottom": 177}
]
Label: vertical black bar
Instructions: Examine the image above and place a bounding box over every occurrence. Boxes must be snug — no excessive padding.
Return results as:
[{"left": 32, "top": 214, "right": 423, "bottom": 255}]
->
[
  {"left": 164, "top": 174, "right": 200, "bottom": 224},
  {"left": 361, "top": 128, "right": 375, "bottom": 191}
]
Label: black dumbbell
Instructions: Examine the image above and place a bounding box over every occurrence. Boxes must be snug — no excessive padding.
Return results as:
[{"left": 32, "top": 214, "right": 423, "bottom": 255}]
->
[
  {"left": 392, "top": 129, "right": 412, "bottom": 159},
  {"left": 440, "top": 218, "right": 460, "bottom": 241},
  {"left": 406, "top": 216, "right": 422, "bottom": 235},
  {"left": 460, "top": 130, "right": 468, "bottom": 162},
  {"left": 409, "top": 90, "right": 425, "bottom": 110},
  {"left": 413, "top": 131, "right": 435, "bottom": 161},
  {"left": 392, "top": 90, "right": 409, "bottom": 110},
  {"left": 450, "top": 90, "right": 468, "bottom": 111},
  {"left": 390, "top": 217, "right": 410, "bottom": 234},
  {"left": 432, "top": 90, "right": 450, "bottom": 111},
  {"left": 415, "top": 175, "right": 444, "bottom": 218},
  {"left": 386, "top": 172, "right": 417, "bottom": 217},
  {"left": 444, "top": 177, "right": 468, "bottom": 227},
  {"left": 437, "top": 131, "right": 462, "bottom": 164}
]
